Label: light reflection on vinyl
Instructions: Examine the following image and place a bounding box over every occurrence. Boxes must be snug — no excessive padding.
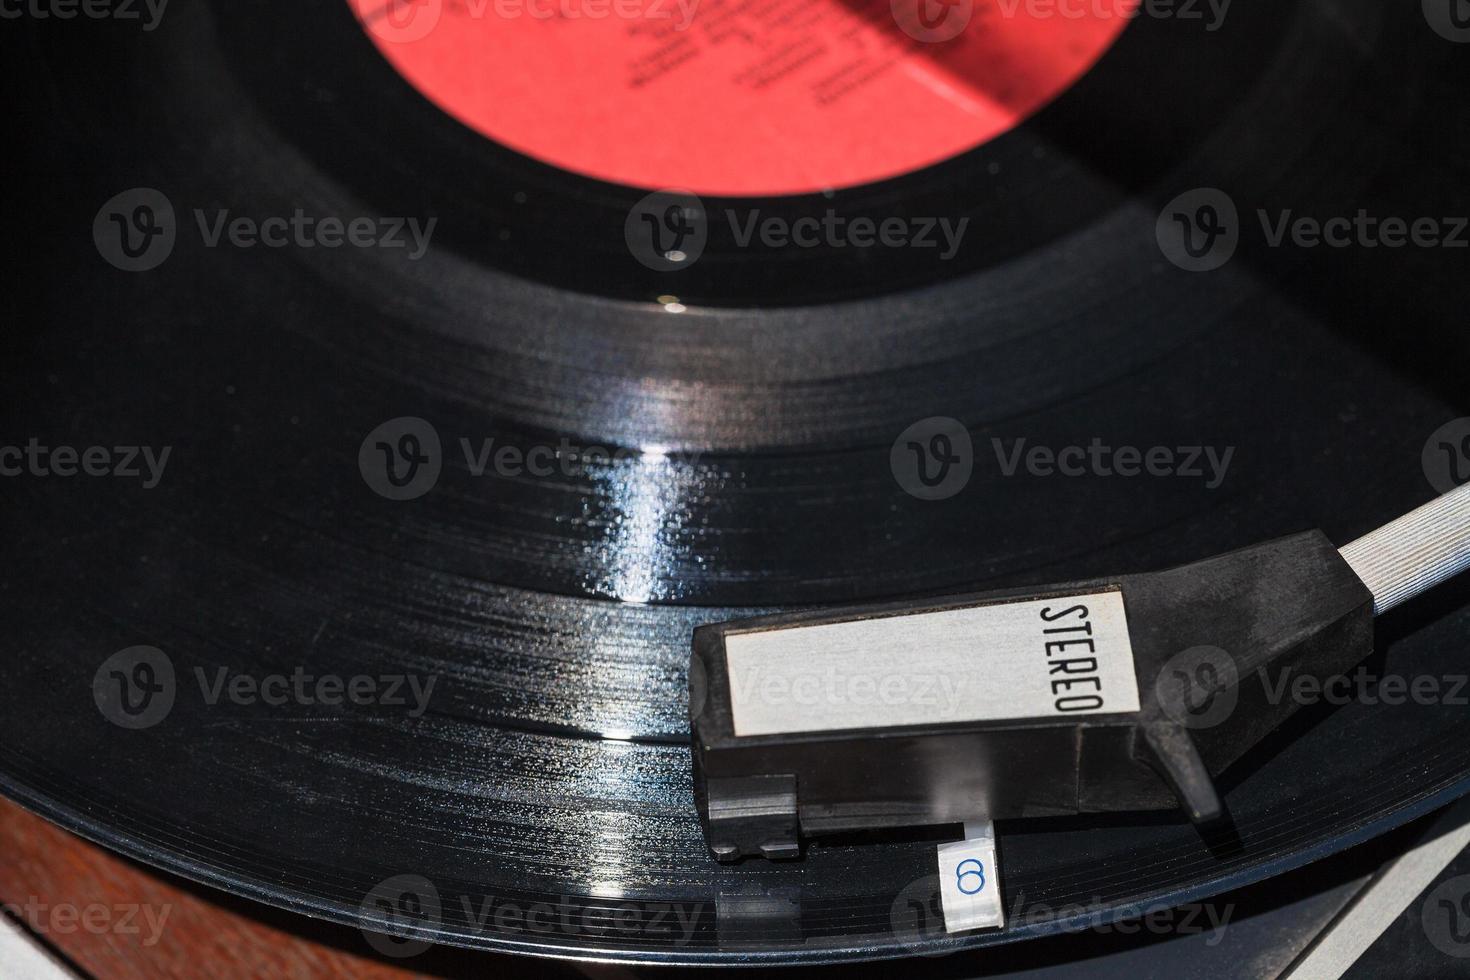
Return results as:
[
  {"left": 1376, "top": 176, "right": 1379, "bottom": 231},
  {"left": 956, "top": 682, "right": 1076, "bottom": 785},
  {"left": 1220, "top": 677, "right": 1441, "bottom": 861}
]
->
[{"left": 3, "top": 0, "right": 1470, "bottom": 964}]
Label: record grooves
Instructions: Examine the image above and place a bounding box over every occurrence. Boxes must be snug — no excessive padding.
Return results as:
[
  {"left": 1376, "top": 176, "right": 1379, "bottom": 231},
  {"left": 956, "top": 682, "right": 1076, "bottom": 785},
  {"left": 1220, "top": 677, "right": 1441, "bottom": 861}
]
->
[{"left": 4, "top": 0, "right": 1470, "bottom": 965}]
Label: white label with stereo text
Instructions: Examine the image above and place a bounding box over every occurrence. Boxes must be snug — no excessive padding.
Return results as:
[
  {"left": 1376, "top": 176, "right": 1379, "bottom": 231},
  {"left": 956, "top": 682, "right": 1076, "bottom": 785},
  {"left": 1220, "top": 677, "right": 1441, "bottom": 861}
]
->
[{"left": 724, "top": 590, "right": 1139, "bottom": 737}]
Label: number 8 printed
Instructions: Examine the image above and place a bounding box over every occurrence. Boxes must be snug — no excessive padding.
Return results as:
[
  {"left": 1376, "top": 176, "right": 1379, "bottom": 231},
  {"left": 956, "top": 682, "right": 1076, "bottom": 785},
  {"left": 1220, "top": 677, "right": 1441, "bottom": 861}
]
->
[{"left": 956, "top": 858, "right": 986, "bottom": 895}]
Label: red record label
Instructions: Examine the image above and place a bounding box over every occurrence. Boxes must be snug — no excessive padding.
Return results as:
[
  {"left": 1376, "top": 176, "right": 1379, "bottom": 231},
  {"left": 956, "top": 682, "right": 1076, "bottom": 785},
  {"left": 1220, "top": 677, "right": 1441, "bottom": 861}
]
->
[{"left": 349, "top": 0, "right": 1136, "bottom": 197}]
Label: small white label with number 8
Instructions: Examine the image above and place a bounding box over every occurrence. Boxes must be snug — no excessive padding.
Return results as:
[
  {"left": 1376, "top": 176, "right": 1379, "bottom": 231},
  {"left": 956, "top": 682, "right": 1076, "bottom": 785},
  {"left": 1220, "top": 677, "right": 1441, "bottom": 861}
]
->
[{"left": 936, "top": 821, "right": 1004, "bottom": 933}]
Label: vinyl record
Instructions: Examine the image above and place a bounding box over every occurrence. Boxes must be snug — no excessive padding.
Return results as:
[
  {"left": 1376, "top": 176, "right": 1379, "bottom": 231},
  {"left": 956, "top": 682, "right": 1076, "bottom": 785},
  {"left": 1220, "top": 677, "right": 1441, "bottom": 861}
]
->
[{"left": 3, "top": 0, "right": 1470, "bottom": 964}]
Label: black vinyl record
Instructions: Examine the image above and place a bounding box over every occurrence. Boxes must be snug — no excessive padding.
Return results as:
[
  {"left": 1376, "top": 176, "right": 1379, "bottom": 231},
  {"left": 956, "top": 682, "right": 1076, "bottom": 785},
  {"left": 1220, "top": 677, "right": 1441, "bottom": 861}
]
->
[{"left": 4, "top": 0, "right": 1470, "bottom": 965}]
